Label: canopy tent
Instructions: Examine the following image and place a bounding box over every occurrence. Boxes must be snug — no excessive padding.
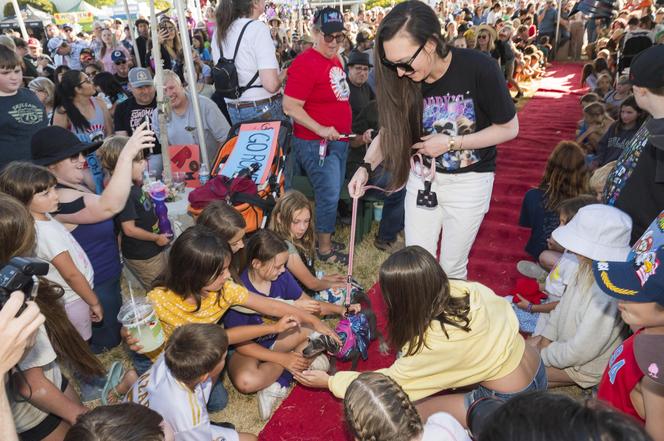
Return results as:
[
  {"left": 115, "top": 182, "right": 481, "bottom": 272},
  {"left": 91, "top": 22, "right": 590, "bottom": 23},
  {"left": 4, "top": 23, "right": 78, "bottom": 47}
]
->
[
  {"left": 62, "top": 0, "right": 103, "bottom": 14},
  {"left": 0, "top": 5, "right": 51, "bottom": 30}
]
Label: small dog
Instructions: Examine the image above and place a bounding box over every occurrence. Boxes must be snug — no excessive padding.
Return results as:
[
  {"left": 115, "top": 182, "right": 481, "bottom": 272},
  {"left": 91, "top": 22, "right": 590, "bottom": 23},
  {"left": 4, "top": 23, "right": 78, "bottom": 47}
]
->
[{"left": 302, "top": 288, "right": 389, "bottom": 372}]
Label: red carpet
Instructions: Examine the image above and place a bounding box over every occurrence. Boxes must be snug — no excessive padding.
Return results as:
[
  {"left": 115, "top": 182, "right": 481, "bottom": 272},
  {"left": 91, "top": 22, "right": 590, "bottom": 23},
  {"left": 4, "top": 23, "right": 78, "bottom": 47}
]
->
[{"left": 258, "top": 63, "right": 585, "bottom": 441}]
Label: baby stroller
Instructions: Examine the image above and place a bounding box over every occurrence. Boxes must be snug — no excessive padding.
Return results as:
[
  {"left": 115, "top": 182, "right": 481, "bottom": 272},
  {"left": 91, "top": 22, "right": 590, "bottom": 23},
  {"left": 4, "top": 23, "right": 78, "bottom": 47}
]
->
[{"left": 188, "top": 119, "right": 292, "bottom": 232}]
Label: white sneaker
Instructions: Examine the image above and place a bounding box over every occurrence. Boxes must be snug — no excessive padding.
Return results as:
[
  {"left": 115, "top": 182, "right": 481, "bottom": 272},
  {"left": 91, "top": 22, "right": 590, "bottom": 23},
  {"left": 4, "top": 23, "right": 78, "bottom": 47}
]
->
[
  {"left": 309, "top": 354, "right": 330, "bottom": 372},
  {"left": 257, "top": 382, "right": 288, "bottom": 421},
  {"left": 517, "top": 261, "right": 549, "bottom": 282}
]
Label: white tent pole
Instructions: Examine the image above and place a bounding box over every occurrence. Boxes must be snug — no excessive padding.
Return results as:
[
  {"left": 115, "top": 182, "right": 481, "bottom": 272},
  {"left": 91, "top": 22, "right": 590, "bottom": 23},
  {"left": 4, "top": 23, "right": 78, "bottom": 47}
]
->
[
  {"left": 150, "top": 0, "right": 173, "bottom": 183},
  {"left": 173, "top": 0, "right": 209, "bottom": 167},
  {"left": 122, "top": 0, "right": 142, "bottom": 67},
  {"left": 10, "top": 0, "right": 29, "bottom": 40}
]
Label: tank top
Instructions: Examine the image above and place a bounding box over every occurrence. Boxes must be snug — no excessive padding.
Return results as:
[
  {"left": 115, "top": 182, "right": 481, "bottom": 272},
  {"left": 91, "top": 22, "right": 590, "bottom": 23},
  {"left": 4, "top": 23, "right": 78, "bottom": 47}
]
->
[
  {"left": 597, "top": 330, "right": 646, "bottom": 424},
  {"left": 69, "top": 98, "right": 105, "bottom": 194},
  {"left": 55, "top": 183, "right": 122, "bottom": 286}
]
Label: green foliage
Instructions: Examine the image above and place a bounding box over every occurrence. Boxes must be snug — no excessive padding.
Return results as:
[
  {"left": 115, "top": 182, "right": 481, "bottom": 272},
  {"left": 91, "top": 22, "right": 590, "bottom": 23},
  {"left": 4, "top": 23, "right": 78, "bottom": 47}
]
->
[
  {"left": 3, "top": 0, "right": 56, "bottom": 17},
  {"left": 155, "top": 0, "right": 172, "bottom": 13},
  {"left": 364, "top": 0, "right": 404, "bottom": 10},
  {"left": 84, "top": 0, "right": 115, "bottom": 8}
]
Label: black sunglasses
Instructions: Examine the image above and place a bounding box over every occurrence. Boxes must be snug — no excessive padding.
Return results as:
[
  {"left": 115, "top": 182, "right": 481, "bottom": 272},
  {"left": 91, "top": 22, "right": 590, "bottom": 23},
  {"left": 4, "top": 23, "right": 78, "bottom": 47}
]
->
[
  {"left": 114, "top": 60, "right": 127, "bottom": 65},
  {"left": 323, "top": 33, "right": 345, "bottom": 43},
  {"left": 381, "top": 42, "right": 426, "bottom": 73}
]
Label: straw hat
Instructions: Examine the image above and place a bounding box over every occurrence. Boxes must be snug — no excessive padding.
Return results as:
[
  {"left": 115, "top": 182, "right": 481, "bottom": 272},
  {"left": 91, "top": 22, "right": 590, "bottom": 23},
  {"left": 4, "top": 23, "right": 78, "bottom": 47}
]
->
[{"left": 476, "top": 24, "right": 497, "bottom": 41}]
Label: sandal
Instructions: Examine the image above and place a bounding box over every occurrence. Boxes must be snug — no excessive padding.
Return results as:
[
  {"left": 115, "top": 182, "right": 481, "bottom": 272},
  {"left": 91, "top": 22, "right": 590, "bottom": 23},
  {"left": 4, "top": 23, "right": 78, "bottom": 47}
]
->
[
  {"left": 101, "top": 361, "right": 124, "bottom": 405},
  {"left": 318, "top": 240, "right": 346, "bottom": 252},
  {"left": 317, "top": 249, "right": 349, "bottom": 265}
]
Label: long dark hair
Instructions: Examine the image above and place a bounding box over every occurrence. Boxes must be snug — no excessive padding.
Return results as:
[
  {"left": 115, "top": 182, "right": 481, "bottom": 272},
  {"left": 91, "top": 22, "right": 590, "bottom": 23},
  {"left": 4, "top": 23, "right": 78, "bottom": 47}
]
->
[
  {"left": 0, "top": 193, "right": 105, "bottom": 377},
  {"left": 216, "top": 0, "right": 255, "bottom": 45},
  {"left": 379, "top": 246, "right": 470, "bottom": 356},
  {"left": 244, "top": 229, "right": 288, "bottom": 271},
  {"left": 152, "top": 225, "right": 231, "bottom": 312},
  {"left": 616, "top": 96, "right": 646, "bottom": 131},
  {"left": 375, "top": 1, "right": 450, "bottom": 187},
  {"left": 55, "top": 69, "right": 91, "bottom": 131}
]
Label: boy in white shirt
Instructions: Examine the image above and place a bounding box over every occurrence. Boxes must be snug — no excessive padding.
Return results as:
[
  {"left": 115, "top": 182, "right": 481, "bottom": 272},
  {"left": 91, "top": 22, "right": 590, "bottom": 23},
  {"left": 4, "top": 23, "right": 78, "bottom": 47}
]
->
[{"left": 126, "top": 324, "right": 257, "bottom": 441}]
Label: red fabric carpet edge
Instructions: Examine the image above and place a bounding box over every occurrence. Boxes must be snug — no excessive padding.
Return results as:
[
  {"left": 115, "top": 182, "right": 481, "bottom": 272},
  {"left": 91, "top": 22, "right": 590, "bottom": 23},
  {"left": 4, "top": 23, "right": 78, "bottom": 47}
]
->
[{"left": 258, "top": 63, "right": 585, "bottom": 441}]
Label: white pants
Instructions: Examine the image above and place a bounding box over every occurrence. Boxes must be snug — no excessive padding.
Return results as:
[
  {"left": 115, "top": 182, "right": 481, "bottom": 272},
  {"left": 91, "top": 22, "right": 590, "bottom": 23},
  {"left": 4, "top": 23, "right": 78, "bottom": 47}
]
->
[{"left": 404, "top": 171, "right": 495, "bottom": 279}]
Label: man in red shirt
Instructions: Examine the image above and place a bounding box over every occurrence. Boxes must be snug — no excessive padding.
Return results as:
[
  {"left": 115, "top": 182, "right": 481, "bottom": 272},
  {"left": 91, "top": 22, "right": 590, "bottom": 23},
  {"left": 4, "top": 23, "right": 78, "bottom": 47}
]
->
[
  {"left": 594, "top": 210, "right": 664, "bottom": 441},
  {"left": 283, "top": 7, "right": 352, "bottom": 264}
]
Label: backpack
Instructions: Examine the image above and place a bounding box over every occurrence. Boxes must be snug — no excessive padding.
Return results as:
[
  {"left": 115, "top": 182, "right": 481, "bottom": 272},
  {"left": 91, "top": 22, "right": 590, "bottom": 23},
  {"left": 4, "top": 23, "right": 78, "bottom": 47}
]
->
[{"left": 213, "top": 20, "right": 260, "bottom": 99}]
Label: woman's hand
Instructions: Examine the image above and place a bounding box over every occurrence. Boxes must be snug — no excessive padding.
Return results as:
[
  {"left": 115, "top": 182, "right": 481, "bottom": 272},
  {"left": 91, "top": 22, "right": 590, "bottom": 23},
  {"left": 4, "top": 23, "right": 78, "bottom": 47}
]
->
[
  {"left": 89, "top": 303, "right": 103, "bottom": 322},
  {"left": 157, "top": 28, "right": 169, "bottom": 44},
  {"left": 322, "top": 274, "right": 346, "bottom": 289},
  {"left": 278, "top": 351, "right": 309, "bottom": 374},
  {"left": 348, "top": 167, "right": 369, "bottom": 198},
  {"left": 294, "top": 369, "right": 330, "bottom": 389},
  {"left": 123, "top": 121, "right": 155, "bottom": 158},
  {"left": 317, "top": 126, "right": 341, "bottom": 141},
  {"left": 294, "top": 298, "right": 322, "bottom": 315},
  {"left": 412, "top": 133, "right": 451, "bottom": 157},
  {"left": 313, "top": 319, "right": 341, "bottom": 346},
  {"left": 272, "top": 315, "right": 300, "bottom": 334}
]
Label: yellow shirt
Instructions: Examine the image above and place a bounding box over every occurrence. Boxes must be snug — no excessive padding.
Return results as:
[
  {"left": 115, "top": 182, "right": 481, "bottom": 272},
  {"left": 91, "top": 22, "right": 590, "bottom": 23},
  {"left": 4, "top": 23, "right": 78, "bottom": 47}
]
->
[
  {"left": 328, "top": 280, "right": 525, "bottom": 401},
  {"left": 145, "top": 280, "right": 249, "bottom": 359}
]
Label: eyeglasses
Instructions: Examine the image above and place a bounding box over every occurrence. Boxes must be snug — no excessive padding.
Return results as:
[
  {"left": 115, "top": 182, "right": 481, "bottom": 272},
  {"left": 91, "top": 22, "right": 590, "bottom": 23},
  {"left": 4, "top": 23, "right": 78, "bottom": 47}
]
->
[
  {"left": 114, "top": 60, "right": 127, "bottom": 65},
  {"left": 77, "top": 77, "right": 92, "bottom": 87},
  {"left": 323, "top": 33, "right": 345, "bottom": 44},
  {"left": 381, "top": 42, "right": 426, "bottom": 73},
  {"left": 477, "top": 34, "right": 489, "bottom": 40}
]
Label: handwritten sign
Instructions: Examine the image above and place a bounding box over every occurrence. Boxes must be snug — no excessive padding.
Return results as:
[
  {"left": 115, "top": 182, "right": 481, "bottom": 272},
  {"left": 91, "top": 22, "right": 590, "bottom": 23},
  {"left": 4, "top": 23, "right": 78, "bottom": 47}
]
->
[
  {"left": 219, "top": 121, "right": 280, "bottom": 184},
  {"left": 168, "top": 145, "right": 201, "bottom": 188}
]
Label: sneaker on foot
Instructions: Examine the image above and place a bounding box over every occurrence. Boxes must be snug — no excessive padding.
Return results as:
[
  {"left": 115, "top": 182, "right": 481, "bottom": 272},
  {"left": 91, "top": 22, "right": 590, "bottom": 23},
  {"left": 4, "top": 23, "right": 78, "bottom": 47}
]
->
[
  {"left": 309, "top": 354, "right": 330, "bottom": 372},
  {"left": 257, "top": 382, "right": 288, "bottom": 421},
  {"left": 517, "top": 260, "right": 549, "bottom": 281}
]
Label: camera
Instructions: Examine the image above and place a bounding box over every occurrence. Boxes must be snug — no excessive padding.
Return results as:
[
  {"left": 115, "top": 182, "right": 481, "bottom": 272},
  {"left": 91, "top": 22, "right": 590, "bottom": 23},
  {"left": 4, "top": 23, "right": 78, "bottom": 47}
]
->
[
  {"left": 0, "top": 257, "right": 49, "bottom": 315},
  {"left": 466, "top": 396, "right": 505, "bottom": 439}
]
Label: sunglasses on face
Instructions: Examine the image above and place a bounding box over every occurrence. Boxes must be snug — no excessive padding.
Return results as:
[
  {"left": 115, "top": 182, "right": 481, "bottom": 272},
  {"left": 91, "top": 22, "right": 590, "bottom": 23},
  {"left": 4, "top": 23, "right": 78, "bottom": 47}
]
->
[
  {"left": 323, "top": 33, "right": 345, "bottom": 43},
  {"left": 477, "top": 34, "right": 489, "bottom": 39},
  {"left": 381, "top": 42, "right": 426, "bottom": 73},
  {"left": 114, "top": 60, "right": 127, "bottom": 65}
]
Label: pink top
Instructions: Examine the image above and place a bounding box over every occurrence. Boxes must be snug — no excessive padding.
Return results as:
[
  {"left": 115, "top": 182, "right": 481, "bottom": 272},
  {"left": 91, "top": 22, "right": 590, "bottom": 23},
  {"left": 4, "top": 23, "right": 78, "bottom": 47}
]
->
[{"left": 98, "top": 45, "right": 131, "bottom": 75}]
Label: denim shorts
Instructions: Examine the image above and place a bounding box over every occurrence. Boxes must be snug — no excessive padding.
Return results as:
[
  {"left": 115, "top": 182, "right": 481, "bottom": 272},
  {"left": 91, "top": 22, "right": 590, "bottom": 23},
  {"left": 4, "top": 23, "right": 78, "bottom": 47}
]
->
[{"left": 464, "top": 358, "right": 548, "bottom": 408}]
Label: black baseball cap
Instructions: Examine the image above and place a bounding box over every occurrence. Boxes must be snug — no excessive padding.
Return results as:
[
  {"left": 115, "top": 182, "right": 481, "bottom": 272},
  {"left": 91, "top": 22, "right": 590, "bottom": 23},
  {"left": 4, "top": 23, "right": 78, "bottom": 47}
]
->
[
  {"left": 629, "top": 45, "right": 664, "bottom": 89},
  {"left": 314, "top": 7, "right": 344, "bottom": 35},
  {"left": 31, "top": 126, "right": 102, "bottom": 166}
]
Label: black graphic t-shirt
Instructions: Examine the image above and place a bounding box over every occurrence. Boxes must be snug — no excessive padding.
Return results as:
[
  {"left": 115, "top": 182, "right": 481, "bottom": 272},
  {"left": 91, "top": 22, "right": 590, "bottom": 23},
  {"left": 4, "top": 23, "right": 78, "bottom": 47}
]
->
[
  {"left": 116, "top": 185, "right": 165, "bottom": 260},
  {"left": 114, "top": 96, "right": 162, "bottom": 154},
  {"left": 421, "top": 47, "right": 516, "bottom": 174},
  {"left": 0, "top": 88, "right": 47, "bottom": 169}
]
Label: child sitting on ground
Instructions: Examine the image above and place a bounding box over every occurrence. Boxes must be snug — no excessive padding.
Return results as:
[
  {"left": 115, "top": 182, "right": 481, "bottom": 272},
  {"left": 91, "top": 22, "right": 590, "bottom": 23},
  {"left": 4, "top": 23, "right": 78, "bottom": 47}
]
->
[
  {"left": 223, "top": 230, "right": 358, "bottom": 420},
  {"left": 594, "top": 210, "right": 664, "bottom": 440},
  {"left": 344, "top": 372, "right": 470, "bottom": 441},
  {"left": 269, "top": 191, "right": 346, "bottom": 298},
  {"left": 518, "top": 141, "right": 590, "bottom": 274},
  {"left": 577, "top": 102, "right": 614, "bottom": 156},
  {"left": 0, "top": 162, "right": 102, "bottom": 341},
  {"left": 512, "top": 195, "right": 596, "bottom": 334},
  {"left": 127, "top": 323, "right": 257, "bottom": 441},
  {"left": 528, "top": 204, "right": 629, "bottom": 389},
  {"left": 97, "top": 136, "right": 170, "bottom": 289},
  {"left": 196, "top": 201, "right": 247, "bottom": 283}
]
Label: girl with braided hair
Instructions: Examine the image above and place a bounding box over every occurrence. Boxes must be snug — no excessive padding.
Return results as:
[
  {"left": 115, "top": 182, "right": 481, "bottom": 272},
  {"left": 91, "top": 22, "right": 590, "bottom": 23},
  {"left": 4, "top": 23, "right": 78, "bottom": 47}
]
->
[{"left": 344, "top": 372, "right": 470, "bottom": 441}]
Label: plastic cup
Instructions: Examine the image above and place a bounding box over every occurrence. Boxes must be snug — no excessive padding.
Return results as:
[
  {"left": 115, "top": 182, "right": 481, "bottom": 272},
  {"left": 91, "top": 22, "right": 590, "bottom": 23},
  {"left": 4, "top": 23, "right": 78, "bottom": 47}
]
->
[
  {"left": 117, "top": 301, "right": 165, "bottom": 354},
  {"left": 373, "top": 201, "right": 384, "bottom": 222}
]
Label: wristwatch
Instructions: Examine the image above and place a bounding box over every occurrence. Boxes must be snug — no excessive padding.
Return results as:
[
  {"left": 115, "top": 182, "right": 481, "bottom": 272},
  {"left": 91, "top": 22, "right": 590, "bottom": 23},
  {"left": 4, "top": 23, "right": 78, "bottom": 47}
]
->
[{"left": 449, "top": 134, "right": 457, "bottom": 151}]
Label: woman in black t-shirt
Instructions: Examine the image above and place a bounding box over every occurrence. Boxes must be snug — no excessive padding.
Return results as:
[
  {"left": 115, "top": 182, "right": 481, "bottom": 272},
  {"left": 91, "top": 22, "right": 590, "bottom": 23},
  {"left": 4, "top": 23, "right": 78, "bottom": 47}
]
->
[{"left": 348, "top": 1, "right": 518, "bottom": 280}]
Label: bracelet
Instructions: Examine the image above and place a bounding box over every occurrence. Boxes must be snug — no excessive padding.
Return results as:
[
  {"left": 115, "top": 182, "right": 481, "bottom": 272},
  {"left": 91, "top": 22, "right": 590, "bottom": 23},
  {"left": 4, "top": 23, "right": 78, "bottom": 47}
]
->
[
  {"left": 527, "top": 302, "right": 534, "bottom": 313},
  {"left": 359, "top": 162, "right": 372, "bottom": 176},
  {"left": 459, "top": 135, "right": 465, "bottom": 150},
  {"left": 448, "top": 134, "right": 457, "bottom": 151}
]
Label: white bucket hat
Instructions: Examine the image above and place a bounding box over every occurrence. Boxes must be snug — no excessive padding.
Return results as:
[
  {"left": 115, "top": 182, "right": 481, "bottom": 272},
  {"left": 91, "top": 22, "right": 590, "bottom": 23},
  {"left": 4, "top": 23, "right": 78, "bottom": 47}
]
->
[{"left": 551, "top": 204, "right": 632, "bottom": 261}]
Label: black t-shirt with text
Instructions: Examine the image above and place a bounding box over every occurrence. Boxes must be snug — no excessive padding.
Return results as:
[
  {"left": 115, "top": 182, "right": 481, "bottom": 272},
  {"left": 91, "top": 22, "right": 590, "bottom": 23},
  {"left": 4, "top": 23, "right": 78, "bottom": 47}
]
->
[
  {"left": 0, "top": 88, "right": 47, "bottom": 169},
  {"left": 421, "top": 47, "right": 516, "bottom": 174},
  {"left": 116, "top": 184, "right": 165, "bottom": 260},
  {"left": 113, "top": 96, "right": 162, "bottom": 154}
]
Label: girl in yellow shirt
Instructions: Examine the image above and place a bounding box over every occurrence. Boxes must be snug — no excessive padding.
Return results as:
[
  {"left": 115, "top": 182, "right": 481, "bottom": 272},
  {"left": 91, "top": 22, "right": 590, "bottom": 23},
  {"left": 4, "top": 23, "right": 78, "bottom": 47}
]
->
[{"left": 296, "top": 246, "right": 544, "bottom": 427}]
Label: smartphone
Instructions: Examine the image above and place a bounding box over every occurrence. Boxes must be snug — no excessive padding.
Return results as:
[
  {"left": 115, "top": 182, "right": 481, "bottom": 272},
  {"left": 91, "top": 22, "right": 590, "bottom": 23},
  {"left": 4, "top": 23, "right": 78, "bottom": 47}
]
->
[{"left": 144, "top": 114, "right": 154, "bottom": 154}]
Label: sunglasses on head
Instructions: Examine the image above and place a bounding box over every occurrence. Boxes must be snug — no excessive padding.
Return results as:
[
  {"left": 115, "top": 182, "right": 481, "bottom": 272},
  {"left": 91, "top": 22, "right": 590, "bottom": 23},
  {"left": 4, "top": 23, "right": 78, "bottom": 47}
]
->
[
  {"left": 323, "top": 33, "right": 345, "bottom": 43},
  {"left": 381, "top": 42, "right": 426, "bottom": 73}
]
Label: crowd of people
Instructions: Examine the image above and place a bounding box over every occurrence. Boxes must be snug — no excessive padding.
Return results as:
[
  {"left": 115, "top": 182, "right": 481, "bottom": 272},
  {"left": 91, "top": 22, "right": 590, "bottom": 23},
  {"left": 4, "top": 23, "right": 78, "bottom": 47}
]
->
[{"left": 1, "top": 0, "right": 664, "bottom": 440}]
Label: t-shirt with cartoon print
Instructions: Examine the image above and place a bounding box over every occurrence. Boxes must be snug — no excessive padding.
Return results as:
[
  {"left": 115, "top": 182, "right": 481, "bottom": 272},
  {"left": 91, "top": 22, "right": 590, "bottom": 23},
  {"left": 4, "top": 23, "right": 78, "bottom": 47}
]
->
[
  {"left": 284, "top": 48, "right": 352, "bottom": 140},
  {"left": 0, "top": 88, "right": 47, "bottom": 169},
  {"left": 421, "top": 47, "right": 516, "bottom": 174},
  {"left": 116, "top": 184, "right": 165, "bottom": 260}
]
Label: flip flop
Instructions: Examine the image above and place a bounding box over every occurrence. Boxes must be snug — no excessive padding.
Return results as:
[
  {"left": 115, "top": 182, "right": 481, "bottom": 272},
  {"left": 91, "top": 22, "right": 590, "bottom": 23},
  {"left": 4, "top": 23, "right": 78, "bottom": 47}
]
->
[{"left": 101, "top": 361, "right": 124, "bottom": 405}]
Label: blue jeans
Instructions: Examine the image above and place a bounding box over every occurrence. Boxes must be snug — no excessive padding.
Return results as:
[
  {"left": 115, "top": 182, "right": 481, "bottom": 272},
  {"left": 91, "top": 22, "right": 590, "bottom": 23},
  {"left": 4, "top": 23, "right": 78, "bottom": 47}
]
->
[
  {"left": 227, "top": 96, "right": 285, "bottom": 126},
  {"left": 368, "top": 168, "right": 405, "bottom": 242},
  {"left": 90, "top": 276, "right": 123, "bottom": 353},
  {"left": 463, "top": 358, "right": 548, "bottom": 408},
  {"left": 286, "top": 137, "right": 349, "bottom": 233}
]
